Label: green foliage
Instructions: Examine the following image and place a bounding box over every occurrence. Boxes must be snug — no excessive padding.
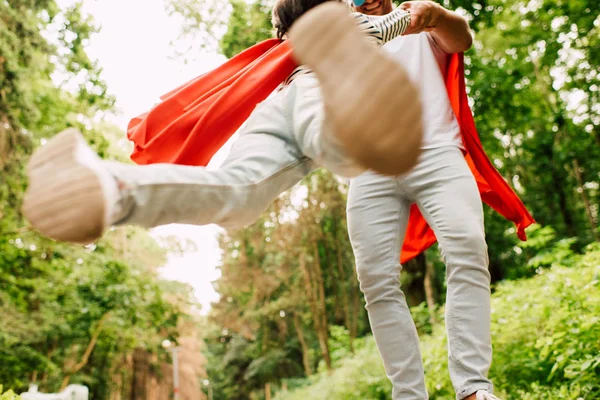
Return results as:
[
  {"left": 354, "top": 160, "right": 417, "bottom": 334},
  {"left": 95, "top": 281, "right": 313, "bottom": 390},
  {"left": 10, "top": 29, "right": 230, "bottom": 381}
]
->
[
  {"left": 466, "top": 0, "right": 600, "bottom": 242},
  {"left": 410, "top": 302, "right": 440, "bottom": 335},
  {"left": 0, "top": 227, "right": 188, "bottom": 393},
  {"left": 327, "top": 325, "right": 354, "bottom": 368},
  {"left": 277, "top": 246, "right": 600, "bottom": 400},
  {"left": 275, "top": 337, "right": 392, "bottom": 400},
  {"left": 202, "top": 171, "right": 368, "bottom": 399},
  {"left": 165, "top": 0, "right": 274, "bottom": 60},
  {"left": 277, "top": 245, "right": 600, "bottom": 400},
  {"left": 0, "top": 1, "right": 197, "bottom": 397},
  {"left": 244, "top": 348, "right": 304, "bottom": 385},
  {"left": 166, "top": 0, "right": 232, "bottom": 57},
  {"left": 424, "top": 244, "right": 600, "bottom": 400},
  {"left": 219, "top": 0, "right": 273, "bottom": 58},
  {"left": 0, "top": 386, "right": 21, "bottom": 400},
  {"left": 164, "top": 0, "right": 600, "bottom": 397}
]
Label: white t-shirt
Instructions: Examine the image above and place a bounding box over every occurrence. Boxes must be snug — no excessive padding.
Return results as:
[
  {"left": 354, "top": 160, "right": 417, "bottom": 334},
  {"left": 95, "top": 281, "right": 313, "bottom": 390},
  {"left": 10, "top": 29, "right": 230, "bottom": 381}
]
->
[{"left": 383, "top": 32, "right": 464, "bottom": 150}]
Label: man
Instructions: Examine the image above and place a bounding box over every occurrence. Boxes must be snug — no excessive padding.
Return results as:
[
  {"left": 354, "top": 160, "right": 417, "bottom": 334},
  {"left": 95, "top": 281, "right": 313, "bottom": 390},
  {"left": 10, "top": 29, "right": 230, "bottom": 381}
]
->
[
  {"left": 347, "top": 1, "right": 519, "bottom": 399},
  {"left": 23, "top": 3, "right": 530, "bottom": 399},
  {"left": 22, "top": 3, "right": 419, "bottom": 242}
]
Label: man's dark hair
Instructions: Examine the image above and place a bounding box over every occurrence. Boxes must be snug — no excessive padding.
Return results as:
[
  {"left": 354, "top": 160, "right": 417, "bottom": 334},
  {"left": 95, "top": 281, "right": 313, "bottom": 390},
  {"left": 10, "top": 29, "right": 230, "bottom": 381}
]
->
[{"left": 272, "top": 0, "right": 344, "bottom": 40}]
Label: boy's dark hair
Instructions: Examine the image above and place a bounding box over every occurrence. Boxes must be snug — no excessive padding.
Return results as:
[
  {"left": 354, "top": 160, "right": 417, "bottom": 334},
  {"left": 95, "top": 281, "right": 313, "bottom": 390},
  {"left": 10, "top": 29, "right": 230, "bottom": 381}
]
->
[{"left": 272, "top": 0, "right": 344, "bottom": 40}]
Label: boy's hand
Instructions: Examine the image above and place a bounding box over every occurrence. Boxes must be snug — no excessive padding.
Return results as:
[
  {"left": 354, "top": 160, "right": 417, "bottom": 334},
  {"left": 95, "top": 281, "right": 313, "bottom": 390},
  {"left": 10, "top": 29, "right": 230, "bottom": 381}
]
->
[{"left": 399, "top": 1, "right": 443, "bottom": 35}]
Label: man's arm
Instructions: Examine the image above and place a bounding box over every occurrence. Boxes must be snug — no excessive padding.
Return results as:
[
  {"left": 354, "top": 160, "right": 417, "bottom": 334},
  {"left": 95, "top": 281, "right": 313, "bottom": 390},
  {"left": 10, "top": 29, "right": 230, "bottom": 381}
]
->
[{"left": 399, "top": 1, "right": 472, "bottom": 54}]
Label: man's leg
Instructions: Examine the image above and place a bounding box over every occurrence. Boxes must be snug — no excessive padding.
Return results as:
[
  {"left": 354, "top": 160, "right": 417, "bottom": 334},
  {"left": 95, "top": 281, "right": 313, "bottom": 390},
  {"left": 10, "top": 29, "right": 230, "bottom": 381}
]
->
[
  {"left": 23, "top": 90, "right": 314, "bottom": 243},
  {"left": 105, "top": 130, "right": 313, "bottom": 230},
  {"left": 347, "top": 171, "right": 428, "bottom": 399},
  {"left": 405, "top": 146, "right": 493, "bottom": 400}
]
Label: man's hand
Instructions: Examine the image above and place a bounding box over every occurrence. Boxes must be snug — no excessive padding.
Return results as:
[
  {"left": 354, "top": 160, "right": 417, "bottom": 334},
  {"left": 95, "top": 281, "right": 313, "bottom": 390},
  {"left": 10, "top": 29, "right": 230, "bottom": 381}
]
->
[
  {"left": 399, "top": 0, "right": 472, "bottom": 54},
  {"left": 399, "top": 1, "right": 442, "bottom": 35}
]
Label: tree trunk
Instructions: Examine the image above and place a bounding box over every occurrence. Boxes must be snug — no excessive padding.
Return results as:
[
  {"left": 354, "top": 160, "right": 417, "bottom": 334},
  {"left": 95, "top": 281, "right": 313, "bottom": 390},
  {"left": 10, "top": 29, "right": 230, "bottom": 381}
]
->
[
  {"left": 110, "top": 371, "right": 122, "bottom": 400},
  {"left": 423, "top": 256, "right": 438, "bottom": 324},
  {"left": 60, "top": 376, "right": 71, "bottom": 392},
  {"left": 555, "top": 167, "right": 577, "bottom": 237},
  {"left": 38, "top": 341, "right": 56, "bottom": 390},
  {"left": 402, "top": 256, "right": 426, "bottom": 307},
  {"left": 299, "top": 252, "right": 322, "bottom": 357},
  {"left": 292, "top": 313, "right": 312, "bottom": 376},
  {"left": 123, "top": 353, "right": 134, "bottom": 400},
  {"left": 265, "top": 383, "right": 271, "bottom": 400},
  {"left": 312, "top": 242, "right": 331, "bottom": 370},
  {"left": 61, "top": 312, "right": 111, "bottom": 390},
  {"left": 593, "top": 125, "right": 600, "bottom": 147},
  {"left": 0, "top": 118, "right": 9, "bottom": 168},
  {"left": 541, "top": 139, "right": 577, "bottom": 237},
  {"left": 335, "top": 243, "right": 353, "bottom": 352},
  {"left": 299, "top": 250, "right": 331, "bottom": 370},
  {"left": 530, "top": 62, "right": 578, "bottom": 237},
  {"left": 572, "top": 159, "right": 599, "bottom": 242},
  {"left": 350, "top": 263, "right": 360, "bottom": 341},
  {"left": 131, "top": 349, "right": 149, "bottom": 400}
]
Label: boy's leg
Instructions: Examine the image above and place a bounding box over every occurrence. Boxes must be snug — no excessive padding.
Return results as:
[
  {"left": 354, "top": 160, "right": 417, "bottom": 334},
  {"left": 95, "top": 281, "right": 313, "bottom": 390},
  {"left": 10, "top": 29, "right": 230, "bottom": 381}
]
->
[
  {"left": 347, "top": 171, "right": 428, "bottom": 399},
  {"left": 405, "top": 147, "right": 493, "bottom": 400},
  {"left": 24, "top": 91, "right": 314, "bottom": 243}
]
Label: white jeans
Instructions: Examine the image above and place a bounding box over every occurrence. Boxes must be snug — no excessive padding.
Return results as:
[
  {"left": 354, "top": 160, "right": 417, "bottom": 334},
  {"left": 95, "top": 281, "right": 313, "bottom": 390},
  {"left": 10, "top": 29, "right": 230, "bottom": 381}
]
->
[
  {"left": 108, "top": 74, "right": 363, "bottom": 229},
  {"left": 347, "top": 146, "right": 493, "bottom": 400}
]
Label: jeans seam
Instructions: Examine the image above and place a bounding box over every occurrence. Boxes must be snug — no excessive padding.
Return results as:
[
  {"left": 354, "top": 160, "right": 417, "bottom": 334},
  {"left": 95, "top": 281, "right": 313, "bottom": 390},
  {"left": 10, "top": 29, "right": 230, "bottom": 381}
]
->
[
  {"left": 416, "top": 202, "right": 468, "bottom": 384},
  {"left": 283, "top": 83, "right": 299, "bottom": 152},
  {"left": 386, "top": 206, "right": 403, "bottom": 277},
  {"left": 384, "top": 180, "right": 405, "bottom": 271},
  {"left": 132, "top": 157, "right": 310, "bottom": 192}
]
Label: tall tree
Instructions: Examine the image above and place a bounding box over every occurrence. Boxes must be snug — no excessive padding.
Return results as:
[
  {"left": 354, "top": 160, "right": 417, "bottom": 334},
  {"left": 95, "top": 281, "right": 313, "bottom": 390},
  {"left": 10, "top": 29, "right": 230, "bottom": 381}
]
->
[{"left": 0, "top": 1, "right": 201, "bottom": 395}]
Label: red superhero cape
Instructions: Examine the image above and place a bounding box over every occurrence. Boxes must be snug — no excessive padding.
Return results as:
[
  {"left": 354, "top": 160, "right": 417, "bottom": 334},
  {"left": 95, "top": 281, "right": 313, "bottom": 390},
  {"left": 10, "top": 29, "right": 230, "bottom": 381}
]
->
[
  {"left": 127, "top": 39, "right": 534, "bottom": 263},
  {"left": 127, "top": 39, "right": 297, "bottom": 166}
]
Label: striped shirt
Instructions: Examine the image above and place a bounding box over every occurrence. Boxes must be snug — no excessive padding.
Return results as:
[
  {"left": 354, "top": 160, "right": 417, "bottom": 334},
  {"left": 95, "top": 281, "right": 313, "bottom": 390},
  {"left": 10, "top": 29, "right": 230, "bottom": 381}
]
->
[{"left": 283, "top": 8, "right": 411, "bottom": 87}]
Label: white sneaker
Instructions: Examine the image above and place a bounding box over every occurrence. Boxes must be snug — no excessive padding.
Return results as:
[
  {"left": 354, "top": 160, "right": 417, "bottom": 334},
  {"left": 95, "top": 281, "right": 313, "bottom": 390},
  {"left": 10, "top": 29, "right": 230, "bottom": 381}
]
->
[
  {"left": 23, "top": 128, "right": 119, "bottom": 244},
  {"left": 288, "top": 2, "right": 423, "bottom": 176},
  {"left": 476, "top": 390, "right": 501, "bottom": 400}
]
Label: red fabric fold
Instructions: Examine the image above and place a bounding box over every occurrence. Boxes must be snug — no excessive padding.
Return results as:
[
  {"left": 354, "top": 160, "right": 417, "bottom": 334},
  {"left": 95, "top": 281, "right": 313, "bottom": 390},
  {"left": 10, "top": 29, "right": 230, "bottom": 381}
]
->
[
  {"left": 127, "top": 39, "right": 297, "bottom": 166},
  {"left": 127, "top": 39, "right": 534, "bottom": 263},
  {"left": 399, "top": 53, "right": 534, "bottom": 263}
]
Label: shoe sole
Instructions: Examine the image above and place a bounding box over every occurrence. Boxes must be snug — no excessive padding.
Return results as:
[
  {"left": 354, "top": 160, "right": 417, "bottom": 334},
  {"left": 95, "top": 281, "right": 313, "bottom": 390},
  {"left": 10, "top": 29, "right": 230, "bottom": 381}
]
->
[
  {"left": 23, "top": 129, "right": 108, "bottom": 244},
  {"left": 288, "top": 3, "right": 423, "bottom": 176}
]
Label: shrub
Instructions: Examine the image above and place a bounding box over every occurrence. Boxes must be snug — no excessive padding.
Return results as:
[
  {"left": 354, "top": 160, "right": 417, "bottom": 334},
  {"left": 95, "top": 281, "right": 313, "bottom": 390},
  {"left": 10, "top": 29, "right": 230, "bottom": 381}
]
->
[{"left": 277, "top": 246, "right": 600, "bottom": 400}]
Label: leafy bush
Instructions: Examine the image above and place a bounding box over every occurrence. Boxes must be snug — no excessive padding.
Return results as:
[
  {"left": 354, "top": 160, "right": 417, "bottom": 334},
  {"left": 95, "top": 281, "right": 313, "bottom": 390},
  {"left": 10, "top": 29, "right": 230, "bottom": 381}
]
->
[
  {"left": 424, "top": 243, "right": 600, "bottom": 399},
  {"left": 277, "top": 245, "right": 600, "bottom": 400},
  {"left": 0, "top": 386, "right": 20, "bottom": 400},
  {"left": 275, "top": 337, "right": 391, "bottom": 400}
]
